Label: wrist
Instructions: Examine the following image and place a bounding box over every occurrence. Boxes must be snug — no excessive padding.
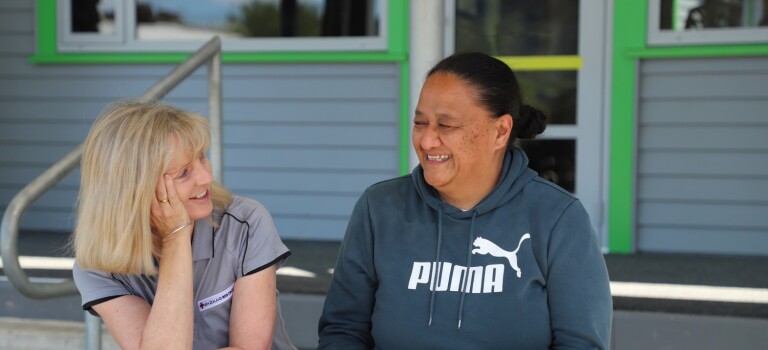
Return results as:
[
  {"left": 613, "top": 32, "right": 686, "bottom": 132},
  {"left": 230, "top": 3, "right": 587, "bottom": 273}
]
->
[{"left": 162, "top": 222, "right": 193, "bottom": 243}]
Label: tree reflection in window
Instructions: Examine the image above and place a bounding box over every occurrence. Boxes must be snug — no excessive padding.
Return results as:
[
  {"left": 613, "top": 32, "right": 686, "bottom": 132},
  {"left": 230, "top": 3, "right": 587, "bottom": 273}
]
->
[
  {"left": 659, "top": 0, "right": 767, "bottom": 30},
  {"left": 133, "top": 0, "right": 379, "bottom": 40}
]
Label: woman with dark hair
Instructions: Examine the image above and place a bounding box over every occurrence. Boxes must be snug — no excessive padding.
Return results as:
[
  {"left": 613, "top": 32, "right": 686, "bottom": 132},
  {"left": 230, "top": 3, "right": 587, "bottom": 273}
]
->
[{"left": 318, "top": 52, "right": 612, "bottom": 349}]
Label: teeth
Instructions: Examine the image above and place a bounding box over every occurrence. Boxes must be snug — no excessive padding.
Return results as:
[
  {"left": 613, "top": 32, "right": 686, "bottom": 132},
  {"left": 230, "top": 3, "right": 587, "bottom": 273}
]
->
[
  {"left": 427, "top": 154, "right": 451, "bottom": 161},
  {"left": 193, "top": 190, "right": 206, "bottom": 199}
]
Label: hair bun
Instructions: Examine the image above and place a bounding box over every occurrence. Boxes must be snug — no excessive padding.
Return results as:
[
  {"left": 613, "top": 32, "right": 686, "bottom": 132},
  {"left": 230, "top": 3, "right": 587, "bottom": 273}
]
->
[{"left": 516, "top": 104, "right": 547, "bottom": 139}]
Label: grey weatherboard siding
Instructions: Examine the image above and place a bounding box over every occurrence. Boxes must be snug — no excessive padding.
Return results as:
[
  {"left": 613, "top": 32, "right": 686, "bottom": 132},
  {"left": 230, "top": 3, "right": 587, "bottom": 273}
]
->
[
  {"left": 0, "top": 0, "right": 400, "bottom": 241},
  {"left": 636, "top": 57, "right": 768, "bottom": 256}
]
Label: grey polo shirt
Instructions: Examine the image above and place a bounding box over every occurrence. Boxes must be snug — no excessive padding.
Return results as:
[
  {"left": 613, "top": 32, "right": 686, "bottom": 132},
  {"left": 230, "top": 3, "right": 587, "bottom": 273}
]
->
[{"left": 73, "top": 196, "right": 295, "bottom": 350}]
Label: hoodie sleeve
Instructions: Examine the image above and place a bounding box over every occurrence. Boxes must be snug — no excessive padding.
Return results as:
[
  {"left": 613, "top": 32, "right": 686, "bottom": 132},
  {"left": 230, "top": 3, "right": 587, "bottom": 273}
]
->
[
  {"left": 547, "top": 199, "right": 612, "bottom": 349},
  {"left": 318, "top": 191, "right": 377, "bottom": 350}
]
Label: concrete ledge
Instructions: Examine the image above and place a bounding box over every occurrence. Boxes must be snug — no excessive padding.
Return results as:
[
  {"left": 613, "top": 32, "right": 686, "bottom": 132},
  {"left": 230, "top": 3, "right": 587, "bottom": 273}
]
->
[
  {"left": 281, "top": 293, "right": 325, "bottom": 349},
  {"left": 612, "top": 310, "right": 768, "bottom": 350},
  {"left": 0, "top": 317, "right": 118, "bottom": 350}
]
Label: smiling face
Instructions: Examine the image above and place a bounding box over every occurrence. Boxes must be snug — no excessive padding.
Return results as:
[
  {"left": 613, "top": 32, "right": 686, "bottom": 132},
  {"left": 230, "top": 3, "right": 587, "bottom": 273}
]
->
[
  {"left": 413, "top": 73, "right": 512, "bottom": 208},
  {"left": 163, "top": 140, "right": 214, "bottom": 221}
]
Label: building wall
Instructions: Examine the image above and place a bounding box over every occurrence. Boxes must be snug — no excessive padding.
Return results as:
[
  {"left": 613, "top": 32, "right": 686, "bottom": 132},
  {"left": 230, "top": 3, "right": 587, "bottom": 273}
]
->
[
  {"left": 636, "top": 57, "right": 768, "bottom": 255},
  {"left": 0, "top": 0, "right": 401, "bottom": 240}
]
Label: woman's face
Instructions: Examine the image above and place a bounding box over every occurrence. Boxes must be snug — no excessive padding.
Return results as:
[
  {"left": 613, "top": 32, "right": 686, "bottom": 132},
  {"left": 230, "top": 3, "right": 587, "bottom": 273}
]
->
[
  {"left": 162, "top": 144, "right": 214, "bottom": 221},
  {"left": 413, "top": 73, "right": 510, "bottom": 198}
]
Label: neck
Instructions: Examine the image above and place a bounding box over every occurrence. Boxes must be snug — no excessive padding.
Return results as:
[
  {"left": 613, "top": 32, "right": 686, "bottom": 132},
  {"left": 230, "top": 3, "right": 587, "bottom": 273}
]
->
[{"left": 437, "top": 159, "right": 504, "bottom": 211}]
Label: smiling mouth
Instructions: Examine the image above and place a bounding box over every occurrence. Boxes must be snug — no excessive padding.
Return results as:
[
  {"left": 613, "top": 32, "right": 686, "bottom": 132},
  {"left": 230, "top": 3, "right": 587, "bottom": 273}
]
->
[
  {"left": 427, "top": 154, "right": 451, "bottom": 162},
  {"left": 191, "top": 190, "right": 208, "bottom": 199}
]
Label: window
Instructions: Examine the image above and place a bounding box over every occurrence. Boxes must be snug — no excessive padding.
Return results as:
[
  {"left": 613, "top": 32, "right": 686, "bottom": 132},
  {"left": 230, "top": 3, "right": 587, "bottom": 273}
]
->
[
  {"left": 521, "top": 139, "right": 575, "bottom": 193},
  {"left": 648, "top": 0, "right": 768, "bottom": 45},
  {"left": 59, "top": 0, "right": 387, "bottom": 52},
  {"left": 451, "top": 0, "right": 583, "bottom": 193},
  {"left": 454, "top": 0, "right": 579, "bottom": 56},
  {"left": 453, "top": 0, "right": 579, "bottom": 126}
]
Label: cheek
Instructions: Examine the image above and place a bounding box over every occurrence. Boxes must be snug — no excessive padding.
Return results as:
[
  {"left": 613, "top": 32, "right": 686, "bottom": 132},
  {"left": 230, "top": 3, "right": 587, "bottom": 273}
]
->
[
  {"left": 174, "top": 183, "right": 192, "bottom": 202},
  {"left": 458, "top": 129, "right": 483, "bottom": 154}
]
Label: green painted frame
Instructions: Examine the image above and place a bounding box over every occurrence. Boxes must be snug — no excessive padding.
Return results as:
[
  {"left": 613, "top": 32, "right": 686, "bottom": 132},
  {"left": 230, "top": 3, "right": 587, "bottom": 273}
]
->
[
  {"left": 31, "top": 0, "right": 411, "bottom": 175},
  {"left": 609, "top": 1, "right": 768, "bottom": 254}
]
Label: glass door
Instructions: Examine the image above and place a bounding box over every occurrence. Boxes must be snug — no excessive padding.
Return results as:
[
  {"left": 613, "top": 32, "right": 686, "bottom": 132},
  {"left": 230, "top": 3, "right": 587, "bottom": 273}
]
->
[{"left": 446, "top": 0, "right": 609, "bottom": 247}]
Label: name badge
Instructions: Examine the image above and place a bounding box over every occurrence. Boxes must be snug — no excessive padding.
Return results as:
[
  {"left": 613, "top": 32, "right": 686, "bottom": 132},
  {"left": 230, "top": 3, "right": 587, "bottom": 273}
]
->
[{"left": 198, "top": 283, "right": 234, "bottom": 312}]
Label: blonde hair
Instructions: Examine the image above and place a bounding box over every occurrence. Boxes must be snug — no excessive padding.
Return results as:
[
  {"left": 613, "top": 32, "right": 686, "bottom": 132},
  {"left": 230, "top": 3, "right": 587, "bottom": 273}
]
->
[{"left": 74, "top": 100, "right": 232, "bottom": 275}]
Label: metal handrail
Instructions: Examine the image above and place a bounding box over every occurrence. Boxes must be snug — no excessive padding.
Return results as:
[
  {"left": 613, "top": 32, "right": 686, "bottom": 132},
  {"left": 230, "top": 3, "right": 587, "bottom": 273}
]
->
[{"left": 0, "top": 36, "right": 223, "bottom": 299}]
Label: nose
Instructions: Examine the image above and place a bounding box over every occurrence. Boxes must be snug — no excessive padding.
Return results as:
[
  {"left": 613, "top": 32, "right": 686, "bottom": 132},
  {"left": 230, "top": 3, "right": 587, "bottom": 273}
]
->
[
  {"left": 417, "top": 124, "right": 441, "bottom": 150},
  {"left": 195, "top": 160, "right": 213, "bottom": 185}
]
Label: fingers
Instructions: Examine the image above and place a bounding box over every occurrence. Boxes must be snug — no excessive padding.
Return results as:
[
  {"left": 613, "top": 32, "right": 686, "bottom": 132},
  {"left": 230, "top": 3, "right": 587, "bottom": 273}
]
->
[
  {"left": 155, "top": 175, "right": 169, "bottom": 204},
  {"left": 150, "top": 174, "right": 191, "bottom": 239},
  {"left": 163, "top": 174, "right": 180, "bottom": 206}
]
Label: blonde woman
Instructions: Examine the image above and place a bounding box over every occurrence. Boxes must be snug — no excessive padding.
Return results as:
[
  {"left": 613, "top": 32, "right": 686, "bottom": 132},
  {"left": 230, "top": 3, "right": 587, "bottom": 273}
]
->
[{"left": 72, "top": 101, "right": 295, "bottom": 350}]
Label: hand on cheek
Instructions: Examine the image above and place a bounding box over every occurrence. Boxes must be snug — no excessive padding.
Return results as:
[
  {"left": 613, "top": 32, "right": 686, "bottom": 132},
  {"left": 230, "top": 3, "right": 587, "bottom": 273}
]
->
[{"left": 150, "top": 174, "right": 192, "bottom": 242}]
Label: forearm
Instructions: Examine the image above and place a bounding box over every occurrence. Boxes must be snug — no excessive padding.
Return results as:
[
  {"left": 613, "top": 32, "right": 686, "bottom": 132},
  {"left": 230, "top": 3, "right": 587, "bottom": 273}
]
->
[{"left": 141, "top": 235, "right": 195, "bottom": 349}]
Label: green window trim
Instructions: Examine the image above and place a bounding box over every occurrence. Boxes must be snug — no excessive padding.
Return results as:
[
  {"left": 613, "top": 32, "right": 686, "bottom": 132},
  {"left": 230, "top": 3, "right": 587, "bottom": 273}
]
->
[{"left": 31, "top": 0, "right": 409, "bottom": 64}]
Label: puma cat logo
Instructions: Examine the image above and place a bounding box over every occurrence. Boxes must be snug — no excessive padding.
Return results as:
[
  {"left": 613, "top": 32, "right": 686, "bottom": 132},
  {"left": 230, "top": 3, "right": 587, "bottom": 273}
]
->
[{"left": 472, "top": 234, "right": 531, "bottom": 278}]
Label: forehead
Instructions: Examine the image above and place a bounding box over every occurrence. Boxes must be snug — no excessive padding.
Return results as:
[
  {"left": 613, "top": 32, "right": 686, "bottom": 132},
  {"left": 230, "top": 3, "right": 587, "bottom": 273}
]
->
[
  {"left": 418, "top": 73, "right": 486, "bottom": 114},
  {"left": 423, "top": 73, "right": 477, "bottom": 96},
  {"left": 165, "top": 136, "right": 197, "bottom": 171}
]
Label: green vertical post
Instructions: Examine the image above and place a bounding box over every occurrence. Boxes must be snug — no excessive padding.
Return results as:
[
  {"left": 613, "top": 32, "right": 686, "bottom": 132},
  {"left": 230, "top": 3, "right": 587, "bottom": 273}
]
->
[
  {"left": 388, "top": 0, "right": 411, "bottom": 175},
  {"left": 673, "top": 0, "right": 680, "bottom": 31},
  {"left": 609, "top": 1, "right": 646, "bottom": 253},
  {"left": 36, "top": 0, "right": 57, "bottom": 58}
]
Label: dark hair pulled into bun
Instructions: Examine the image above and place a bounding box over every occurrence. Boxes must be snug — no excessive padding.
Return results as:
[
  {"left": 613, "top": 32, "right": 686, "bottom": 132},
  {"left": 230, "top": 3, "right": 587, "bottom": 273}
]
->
[
  {"left": 427, "top": 52, "right": 548, "bottom": 148},
  {"left": 514, "top": 104, "right": 547, "bottom": 140}
]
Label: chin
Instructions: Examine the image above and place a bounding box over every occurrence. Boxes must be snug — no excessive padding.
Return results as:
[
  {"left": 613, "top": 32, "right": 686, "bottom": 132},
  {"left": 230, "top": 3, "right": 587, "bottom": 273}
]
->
[
  {"left": 423, "top": 175, "right": 448, "bottom": 190},
  {"left": 188, "top": 205, "right": 214, "bottom": 221}
]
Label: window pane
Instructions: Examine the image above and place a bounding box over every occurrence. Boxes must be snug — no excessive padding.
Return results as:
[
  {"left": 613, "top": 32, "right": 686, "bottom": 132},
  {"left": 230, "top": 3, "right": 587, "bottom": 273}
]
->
[
  {"left": 72, "top": 0, "right": 116, "bottom": 34},
  {"left": 455, "top": 0, "right": 579, "bottom": 56},
  {"left": 659, "top": 0, "right": 766, "bottom": 30},
  {"left": 515, "top": 71, "right": 576, "bottom": 125},
  {"left": 520, "top": 139, "right": 575, "bottom": 193},
  {"left": 135, "top": 0, "right": 380, "bottom": 40}
]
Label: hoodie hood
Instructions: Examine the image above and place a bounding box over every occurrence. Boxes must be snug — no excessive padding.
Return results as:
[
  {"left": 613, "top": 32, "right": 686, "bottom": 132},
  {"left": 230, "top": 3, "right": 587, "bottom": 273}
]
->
[
  {"left": 412, "top": 147, "right": 538, "bottom": 218},
  {"left": 411, "top": 147, "right": 539, "bottom": 328}
]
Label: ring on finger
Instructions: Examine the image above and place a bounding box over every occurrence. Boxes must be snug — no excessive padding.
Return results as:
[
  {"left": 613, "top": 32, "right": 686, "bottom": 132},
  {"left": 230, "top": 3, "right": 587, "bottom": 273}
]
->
[{"left": 159, "top": 198, "right": 169, "bottom": 203}]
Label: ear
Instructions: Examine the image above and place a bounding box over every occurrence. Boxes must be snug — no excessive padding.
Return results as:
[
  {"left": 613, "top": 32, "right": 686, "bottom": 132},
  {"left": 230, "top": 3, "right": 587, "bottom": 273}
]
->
[{"left": 493, "top": 114, "right": 513, "bottom": 150}]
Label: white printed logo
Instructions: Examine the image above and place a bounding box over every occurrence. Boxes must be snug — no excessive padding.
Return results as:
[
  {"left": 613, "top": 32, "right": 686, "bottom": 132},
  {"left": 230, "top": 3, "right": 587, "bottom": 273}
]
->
[
  {"left": 198, "top": 283, "right": 234, "bottom": 312},
  {"left": 472, "top": 234, "right": 530, "bottom": 278},
  {"left": 408, "top": 262, "right": 505, "bottom": 293}
]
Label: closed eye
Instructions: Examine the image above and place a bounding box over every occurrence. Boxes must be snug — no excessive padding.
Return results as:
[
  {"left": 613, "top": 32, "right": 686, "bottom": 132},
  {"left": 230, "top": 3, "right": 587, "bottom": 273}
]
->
[{"left": 176, "top": 168, "right": 190, "bottom": 180}]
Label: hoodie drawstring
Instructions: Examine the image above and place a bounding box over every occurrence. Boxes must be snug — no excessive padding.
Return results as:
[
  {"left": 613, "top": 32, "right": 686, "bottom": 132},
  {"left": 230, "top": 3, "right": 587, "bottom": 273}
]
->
[
  {"left": 457, "top": 210, "right": 478, "bottom": 329},
  {"left": 428, "top": 203, "right": 444, "bottom": 326}
]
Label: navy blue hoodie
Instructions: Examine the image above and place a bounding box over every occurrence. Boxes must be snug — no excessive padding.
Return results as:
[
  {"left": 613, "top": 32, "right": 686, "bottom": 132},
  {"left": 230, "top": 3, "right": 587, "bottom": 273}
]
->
[{"left": 319, "top": 148, "right": 612, "bottom": 349}]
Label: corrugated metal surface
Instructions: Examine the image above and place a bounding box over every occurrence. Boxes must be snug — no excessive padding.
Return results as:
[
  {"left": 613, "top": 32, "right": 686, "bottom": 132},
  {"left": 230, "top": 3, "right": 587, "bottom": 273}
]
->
[
  {"left": 636, "top": 57, "right": 768, "bottom": 256},
  {"left": 0, "top": 1, "right": 401, "bottom": 240}
]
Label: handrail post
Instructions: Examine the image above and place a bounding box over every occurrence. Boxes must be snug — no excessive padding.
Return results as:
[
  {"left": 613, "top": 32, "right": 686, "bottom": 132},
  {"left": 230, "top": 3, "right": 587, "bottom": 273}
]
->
[
  {"left": 208, "top": 51, "right": 223, "bottom": 182},
  {"left": 0, "top": 37, "right": 224, "bottom": 350},
  {"left": 0, "top": 145, "right": 82, "bottom": 298},
  {"left": 0, "top": 36, "right": 222, "bottom": 300},
  {"left": 84, "top": 311, "right": 102, "bottom": 350}
]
